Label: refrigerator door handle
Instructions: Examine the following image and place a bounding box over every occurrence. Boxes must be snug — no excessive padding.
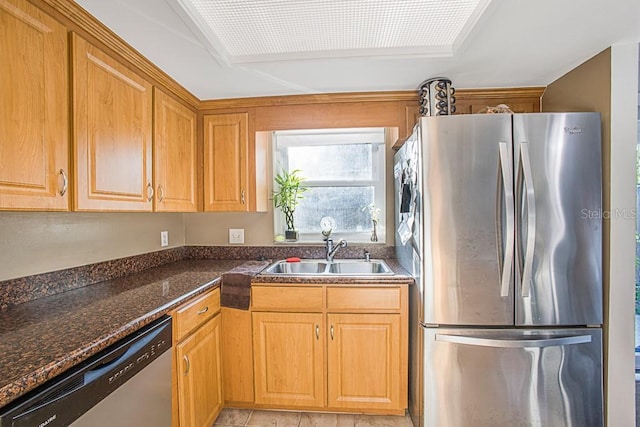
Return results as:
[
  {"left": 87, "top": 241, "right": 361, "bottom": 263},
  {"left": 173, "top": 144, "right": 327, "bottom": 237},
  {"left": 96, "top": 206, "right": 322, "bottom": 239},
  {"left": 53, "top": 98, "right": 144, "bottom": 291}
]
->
[
  {"left": 519, "top": 142, "right": 536, "bottom": 298},
  {"left": 498, "top": 142, "right": 514, "bottom": 297},
  {"left": 435, "top": 333, "right": 592, "bottom": 348}
]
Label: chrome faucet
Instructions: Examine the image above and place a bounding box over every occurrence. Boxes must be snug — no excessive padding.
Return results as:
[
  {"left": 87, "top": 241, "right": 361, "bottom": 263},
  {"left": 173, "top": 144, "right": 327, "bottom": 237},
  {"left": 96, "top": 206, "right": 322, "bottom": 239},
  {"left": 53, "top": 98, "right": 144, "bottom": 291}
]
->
[{"left": 325, "top": 238, "right": 347, "bottom": 262}]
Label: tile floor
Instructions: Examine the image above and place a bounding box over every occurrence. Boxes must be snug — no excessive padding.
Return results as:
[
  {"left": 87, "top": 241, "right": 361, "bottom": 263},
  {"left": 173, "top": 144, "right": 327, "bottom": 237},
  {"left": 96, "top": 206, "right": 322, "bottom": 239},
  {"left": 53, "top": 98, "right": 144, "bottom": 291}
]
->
[{"left": 213, "top": 408, "right": 414, "bottom": 427}]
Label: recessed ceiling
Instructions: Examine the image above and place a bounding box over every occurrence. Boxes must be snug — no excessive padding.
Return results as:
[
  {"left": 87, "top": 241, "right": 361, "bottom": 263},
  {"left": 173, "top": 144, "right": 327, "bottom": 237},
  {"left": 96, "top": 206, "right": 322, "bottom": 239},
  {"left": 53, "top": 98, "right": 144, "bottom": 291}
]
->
[
  {"left": 74, "top": 0, "right": 640, "bottom": 100},
  {"left": 174, "top": 0, "right": 491, "bottom": 64}
]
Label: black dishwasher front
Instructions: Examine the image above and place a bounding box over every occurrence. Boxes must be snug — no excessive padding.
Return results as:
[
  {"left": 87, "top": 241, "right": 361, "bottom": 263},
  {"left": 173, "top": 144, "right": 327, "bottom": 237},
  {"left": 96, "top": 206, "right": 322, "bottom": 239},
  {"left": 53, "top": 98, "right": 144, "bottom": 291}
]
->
[{"left": 0, "top": 315, "right": 172, "bottom": 427}]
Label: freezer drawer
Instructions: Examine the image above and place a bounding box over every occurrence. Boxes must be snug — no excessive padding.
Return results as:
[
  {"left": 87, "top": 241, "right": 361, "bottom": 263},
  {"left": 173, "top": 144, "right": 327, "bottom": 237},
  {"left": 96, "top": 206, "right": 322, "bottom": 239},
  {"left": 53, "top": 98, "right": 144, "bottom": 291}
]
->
[{"left": 423, "top": 327, "right": 602, "bottom": 427}]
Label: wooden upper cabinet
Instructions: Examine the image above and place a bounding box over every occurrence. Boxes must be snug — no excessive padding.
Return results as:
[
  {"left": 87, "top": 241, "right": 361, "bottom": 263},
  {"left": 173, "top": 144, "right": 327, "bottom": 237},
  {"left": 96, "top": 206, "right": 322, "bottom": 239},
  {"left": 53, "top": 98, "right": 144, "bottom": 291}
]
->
[
  {"left": 0, "top": 0, "right": 69, "bottom": 211},
  {"left": 153, "top": 89, "right": 197, "bottom": 212},
  {"left": 456, "top": 99, "right": 541, "bottom": 115},
  {"left": 203, "top": 113, "right": 249, "bottom": 212},
  {"left": 401, "top": 89, "right": 543, "bottom": 140},
  {"left": 404, "top": 105, "right": 420, "bottom": 139},
  {"left": 71, "top": 33, "right": 153, "bottom": 211}
]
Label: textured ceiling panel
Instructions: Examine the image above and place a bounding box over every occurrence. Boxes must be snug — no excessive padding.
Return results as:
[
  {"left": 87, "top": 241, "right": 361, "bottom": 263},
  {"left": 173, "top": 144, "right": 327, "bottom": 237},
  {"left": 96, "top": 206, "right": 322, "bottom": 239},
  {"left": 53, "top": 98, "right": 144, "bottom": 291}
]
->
[{"left": 180, "top": 0, "right": 489, "bottom": 62}]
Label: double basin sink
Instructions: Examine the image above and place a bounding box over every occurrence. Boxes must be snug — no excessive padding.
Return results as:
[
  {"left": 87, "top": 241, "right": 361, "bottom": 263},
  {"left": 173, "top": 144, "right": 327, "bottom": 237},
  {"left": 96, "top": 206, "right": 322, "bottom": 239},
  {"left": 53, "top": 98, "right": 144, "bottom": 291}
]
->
[{"left": 262, "top": 259, "right": 393, "bottom": 276}]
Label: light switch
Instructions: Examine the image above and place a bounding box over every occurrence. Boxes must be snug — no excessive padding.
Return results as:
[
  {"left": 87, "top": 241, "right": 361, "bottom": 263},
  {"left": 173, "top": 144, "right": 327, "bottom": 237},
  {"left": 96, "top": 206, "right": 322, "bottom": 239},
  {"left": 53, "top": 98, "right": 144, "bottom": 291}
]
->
[{"left": 229, "top": 228, "right": 244, "bottom": 244}]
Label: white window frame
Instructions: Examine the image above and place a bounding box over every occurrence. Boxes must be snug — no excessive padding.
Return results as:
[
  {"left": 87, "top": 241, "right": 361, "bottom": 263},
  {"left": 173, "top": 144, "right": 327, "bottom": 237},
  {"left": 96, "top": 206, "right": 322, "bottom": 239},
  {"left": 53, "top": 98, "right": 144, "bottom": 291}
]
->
[{"left": 272, "top": 128, "right": 386, "bottom": 244}]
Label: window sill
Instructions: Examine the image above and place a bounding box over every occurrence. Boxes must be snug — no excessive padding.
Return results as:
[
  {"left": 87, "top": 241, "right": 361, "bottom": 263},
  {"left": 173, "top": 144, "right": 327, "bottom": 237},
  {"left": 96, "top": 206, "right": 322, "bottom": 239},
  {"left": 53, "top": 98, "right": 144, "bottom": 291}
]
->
[{"left": 272, "top": 238, "right": 387, "bottom": 245}]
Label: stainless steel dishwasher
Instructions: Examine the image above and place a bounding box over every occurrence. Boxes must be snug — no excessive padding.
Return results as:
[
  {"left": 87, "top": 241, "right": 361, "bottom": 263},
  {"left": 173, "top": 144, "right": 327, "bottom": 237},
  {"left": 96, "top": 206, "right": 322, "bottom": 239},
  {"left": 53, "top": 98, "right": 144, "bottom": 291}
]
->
[{"left": 0, "top": 316, "right": 172, "bottom": 427}]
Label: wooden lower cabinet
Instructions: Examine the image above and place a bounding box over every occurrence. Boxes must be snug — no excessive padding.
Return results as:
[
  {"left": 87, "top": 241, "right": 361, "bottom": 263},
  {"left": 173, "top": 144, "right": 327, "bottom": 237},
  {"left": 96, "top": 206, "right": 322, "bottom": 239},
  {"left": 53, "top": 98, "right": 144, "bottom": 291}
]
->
[
  {"left": 221, "top": 308, "right": 255, "bottom": 404},
  {"left": 252, "top": 312, "right": 325, "bottom": 407},
  {"left": 327, "top": 313, "right": 403, "bottom": 411},
  {"left": 172, "top": 288, "right": 223, "bottom": 427},
  {"left": 175, "top": 314, "right": 223, "bottom": 427},
  {"left": 246, "top": 284, "right": 408, "bottom": 414},
  {"left": 174, "top": 285, "right": 407, "bottom": 423}
]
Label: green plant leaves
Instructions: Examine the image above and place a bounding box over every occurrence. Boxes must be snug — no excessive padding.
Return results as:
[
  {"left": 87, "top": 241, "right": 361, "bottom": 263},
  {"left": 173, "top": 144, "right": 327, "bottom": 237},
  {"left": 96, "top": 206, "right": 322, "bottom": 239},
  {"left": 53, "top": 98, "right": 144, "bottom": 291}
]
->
[{"left": 273, "top": 169, "right": 308, "bottom": 230}]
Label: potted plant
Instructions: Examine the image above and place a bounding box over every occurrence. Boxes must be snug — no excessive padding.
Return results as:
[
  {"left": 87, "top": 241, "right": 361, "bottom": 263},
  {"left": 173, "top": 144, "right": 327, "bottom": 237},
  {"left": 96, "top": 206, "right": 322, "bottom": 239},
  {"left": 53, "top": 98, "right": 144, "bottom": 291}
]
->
[{"left": 273, "top": 169, "right": 307, "bottom": 241}]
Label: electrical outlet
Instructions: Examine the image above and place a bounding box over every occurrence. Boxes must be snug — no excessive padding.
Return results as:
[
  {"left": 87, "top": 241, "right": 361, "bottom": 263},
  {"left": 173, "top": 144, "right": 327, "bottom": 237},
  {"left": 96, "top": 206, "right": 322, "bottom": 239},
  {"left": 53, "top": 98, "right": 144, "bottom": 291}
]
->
[
  {"left": 160, "top": 231, "right": 169, "bottom": 247},
  {"left": 229, "top": 228, "right": 244, "bottom": 244}
]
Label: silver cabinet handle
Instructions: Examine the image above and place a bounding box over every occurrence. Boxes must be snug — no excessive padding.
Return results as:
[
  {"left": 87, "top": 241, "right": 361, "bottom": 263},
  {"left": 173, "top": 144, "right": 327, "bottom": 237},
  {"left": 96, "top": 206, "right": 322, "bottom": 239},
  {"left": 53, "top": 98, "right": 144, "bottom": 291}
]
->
[
  {"left": 58, "top": 169, "right": 68, "bottom": 196},
  {"left": 157, "top": 185, "right": 165, "bottom": 203},
  {"left": 330, "top": 325, "right": 334, "bottom": 341},
  {"left": 498, "top": 142, "right": 514, "bottom": 298},
  {"left": 183, "top": 355, "right": 190, "bottom": 374},
  {"left": 146, "top": 183, "right": 154, "bottom": 202},
  {"left": 315, "top": 325, "right": 319, "bottom": 340},
  {"left": 241, "top": 188, "right": 245, "bottom": 205},
  {"left": 197, "top": 306, "right": 209, "bottom": 315},
  {"left": 435, "top": 333, "right": 591, "bottom": 348},
  {"left": 519, "top": 143, "right": 536, "bottom": 298}
]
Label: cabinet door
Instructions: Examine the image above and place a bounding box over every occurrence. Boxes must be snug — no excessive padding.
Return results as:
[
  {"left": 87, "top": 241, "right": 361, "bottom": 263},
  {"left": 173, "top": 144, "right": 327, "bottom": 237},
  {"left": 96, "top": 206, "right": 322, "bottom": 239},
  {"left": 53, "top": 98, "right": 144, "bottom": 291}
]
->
[
  {"left": 253, "top": 312, "right": 324, "bottom": 407},
  {"left": 153, "top": 89, "right": 197, "bottom": 212},
  {"left": 455, "top": 96, "right": 541, "bottom": 114},
  {"left": 0, "top": 0, "right": 69, "bottom": 210},
  {"left": 203, "top": 113, "right": 248, "bottom": 212},
  {"left": 72, "top": 33, "right": 153, "bottom": 211},
  {"left": 327, "top": 313, "right": 403, "bottom": 411},
  {"left": 468, "top": 100, "right": 540, "bottom": 113},
  {"left": 176, "top": 314, "right": 223, "bottom": 427},
  {"left": 221, "top": 307, "right": 254, "bottom": 404}
]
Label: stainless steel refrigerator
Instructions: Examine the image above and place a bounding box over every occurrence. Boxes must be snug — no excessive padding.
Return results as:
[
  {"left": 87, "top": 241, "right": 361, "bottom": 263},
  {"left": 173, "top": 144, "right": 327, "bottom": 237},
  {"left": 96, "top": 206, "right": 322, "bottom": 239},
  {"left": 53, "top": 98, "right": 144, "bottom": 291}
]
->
[{"left": 394, "top": 113, "right": 603, "bottom": 427}]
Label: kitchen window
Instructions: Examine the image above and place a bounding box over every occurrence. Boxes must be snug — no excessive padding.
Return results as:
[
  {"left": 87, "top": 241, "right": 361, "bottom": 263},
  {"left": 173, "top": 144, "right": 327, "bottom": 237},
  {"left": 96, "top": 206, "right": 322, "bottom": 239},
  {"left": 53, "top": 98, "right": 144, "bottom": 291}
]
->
[{"left": 273, "top": 128, "right": 386, "bottom": 243}]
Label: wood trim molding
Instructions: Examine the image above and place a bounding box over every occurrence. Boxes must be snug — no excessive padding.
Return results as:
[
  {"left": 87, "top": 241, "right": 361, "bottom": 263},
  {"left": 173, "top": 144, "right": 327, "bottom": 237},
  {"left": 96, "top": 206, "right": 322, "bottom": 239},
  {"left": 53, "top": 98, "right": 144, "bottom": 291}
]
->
[
  {"left": 34, "top": 0, "right": 199, "bottom": 109},
  {"left": 198, "top": 87, "right": 545, "bottom": 111},
  {"left": 199, "top": 91, "right": 417, "bottom": 111},
  {"left": 455, "top": 87, "right": 545, "bottom": 100}
]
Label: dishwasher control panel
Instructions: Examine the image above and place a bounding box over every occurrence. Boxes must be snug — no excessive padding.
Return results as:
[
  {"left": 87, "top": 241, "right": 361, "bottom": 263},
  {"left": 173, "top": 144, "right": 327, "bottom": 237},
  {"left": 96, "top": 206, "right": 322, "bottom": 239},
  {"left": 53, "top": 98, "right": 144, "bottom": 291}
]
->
[{"left": 106, "top": 334, "right": 169, "bottom": 386}]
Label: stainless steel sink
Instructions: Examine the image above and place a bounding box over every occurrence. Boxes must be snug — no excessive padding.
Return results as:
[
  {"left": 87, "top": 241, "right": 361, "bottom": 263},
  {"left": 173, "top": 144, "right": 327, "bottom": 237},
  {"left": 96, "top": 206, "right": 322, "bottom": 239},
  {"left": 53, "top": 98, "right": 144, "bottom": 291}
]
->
[
  {"left": 262, "top": 260, "right": 328, "bottom": 275},
  {"left": 261, "top": 259, "right": 393, "bottom": 276},
  {"left": 328, "top": 260, "right": 392, "bottom": 275}
]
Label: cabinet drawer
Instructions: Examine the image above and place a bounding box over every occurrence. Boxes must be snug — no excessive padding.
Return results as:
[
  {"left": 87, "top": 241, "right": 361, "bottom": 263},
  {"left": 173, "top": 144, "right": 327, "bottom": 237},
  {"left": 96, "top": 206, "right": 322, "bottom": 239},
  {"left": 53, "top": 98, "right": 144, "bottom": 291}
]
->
[
  {"left": 252, "top": 286, "right": 323, "bottom": 311},
  {"left": 174, "top": 288, "right": 220, "bottom": 341},
  {"left": 327, "top": 287, "right": 401, "bottom": 311}
]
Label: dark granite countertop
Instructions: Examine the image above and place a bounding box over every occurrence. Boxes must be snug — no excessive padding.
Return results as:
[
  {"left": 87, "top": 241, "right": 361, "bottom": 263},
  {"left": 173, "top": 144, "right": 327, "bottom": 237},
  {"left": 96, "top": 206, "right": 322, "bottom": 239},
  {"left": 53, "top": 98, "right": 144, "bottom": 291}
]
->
[
  {"left": 0, "top": 259, "right": 245, "bottom": 409},
  {"left": 0, "top": 256, "right": 413, "bottom": 409}
]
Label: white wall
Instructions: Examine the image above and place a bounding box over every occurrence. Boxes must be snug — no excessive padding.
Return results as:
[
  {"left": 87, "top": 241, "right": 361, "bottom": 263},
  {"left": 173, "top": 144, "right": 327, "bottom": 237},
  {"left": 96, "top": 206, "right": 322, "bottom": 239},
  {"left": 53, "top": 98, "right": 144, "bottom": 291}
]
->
[
  {"left": 0, "top": 212, "right": 185, "bottom": 281},
  {"left": 607, "top": 42, "right": 639, "bottom": 427},
  {"left": 184, "top": 212, "right": 273, "bottom": 245}
]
